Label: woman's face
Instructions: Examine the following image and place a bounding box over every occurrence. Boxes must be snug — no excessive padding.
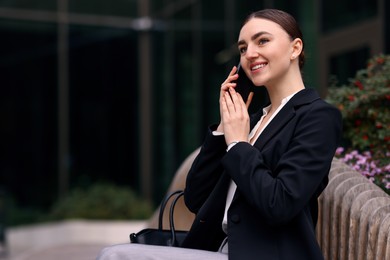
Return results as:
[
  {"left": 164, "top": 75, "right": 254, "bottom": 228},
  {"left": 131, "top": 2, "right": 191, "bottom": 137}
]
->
[{"left": 238, "top": 18, "right": 296, "bottom": 87}]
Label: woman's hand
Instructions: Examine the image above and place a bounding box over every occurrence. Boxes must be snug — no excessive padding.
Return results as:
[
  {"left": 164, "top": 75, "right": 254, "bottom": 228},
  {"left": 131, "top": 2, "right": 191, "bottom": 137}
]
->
[
  {"left": 216, "top": 66, "right": 239, "bottom": 132},
  {"left": 218, "top": 66, "right": 251, "bottom": 145}
]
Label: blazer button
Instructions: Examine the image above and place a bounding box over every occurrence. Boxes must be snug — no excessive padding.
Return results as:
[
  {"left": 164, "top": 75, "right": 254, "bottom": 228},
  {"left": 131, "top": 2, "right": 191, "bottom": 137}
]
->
[{"left": 231, "top": 214, "right": 240, "bottom": 224}]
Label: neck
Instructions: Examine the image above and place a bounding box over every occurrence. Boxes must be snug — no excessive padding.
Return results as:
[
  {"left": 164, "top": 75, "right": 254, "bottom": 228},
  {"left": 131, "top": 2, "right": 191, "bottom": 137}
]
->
[{"left": 265, "top": 69, "right": 305, "bottom": 110}]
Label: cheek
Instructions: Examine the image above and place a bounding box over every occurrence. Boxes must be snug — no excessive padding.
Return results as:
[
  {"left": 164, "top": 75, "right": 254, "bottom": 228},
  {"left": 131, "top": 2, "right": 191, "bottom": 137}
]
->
[
  {"left": 268, "top": 53, "right": 292, "bottom": 77},
  {"left": 240, "top": 56, "right": 246, "bottom": 66},
  {"left": 270, "top": 47, "right": 291, "bottom": 66},
  {"left": 270, "top": 41, "right": 291, "bottom": 59},
  {"left": 240, "top": 57, "right": 251, "bottom": 75}
]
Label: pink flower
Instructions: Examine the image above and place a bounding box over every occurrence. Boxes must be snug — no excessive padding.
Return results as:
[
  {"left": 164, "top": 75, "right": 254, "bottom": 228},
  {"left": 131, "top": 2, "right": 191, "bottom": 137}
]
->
[{"left": 335, "top": 147, "right": 344, "bottom": 155}]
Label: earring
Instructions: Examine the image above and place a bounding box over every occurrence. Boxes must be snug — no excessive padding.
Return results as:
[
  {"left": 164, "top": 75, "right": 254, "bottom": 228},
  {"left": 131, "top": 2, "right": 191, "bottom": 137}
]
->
[{"left": 291, "top": 55, "right": 296, "bottom": 59}]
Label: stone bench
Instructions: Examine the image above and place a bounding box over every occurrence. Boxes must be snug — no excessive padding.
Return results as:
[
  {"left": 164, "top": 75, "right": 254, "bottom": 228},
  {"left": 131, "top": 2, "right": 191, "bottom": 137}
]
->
[{"left": 148, "top": 150, "right": 390, "bottom": 260}]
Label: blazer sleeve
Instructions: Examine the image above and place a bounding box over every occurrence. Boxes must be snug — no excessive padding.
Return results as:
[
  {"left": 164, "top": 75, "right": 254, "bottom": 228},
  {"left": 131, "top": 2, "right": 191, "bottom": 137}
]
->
[
  {"left": 184, "top": 125, "right": 227, "bottom": 213},
  {"left": 221, "top": 102, "right": 342, "bottom": 225}
]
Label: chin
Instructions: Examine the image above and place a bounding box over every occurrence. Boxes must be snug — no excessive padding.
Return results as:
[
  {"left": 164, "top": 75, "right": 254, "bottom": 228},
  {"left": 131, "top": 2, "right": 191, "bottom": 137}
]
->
[
  {"left": 252, "top": 79, "right": 268, "bottom": 87},
  {"left": 250, "top": 75, "right": 267, "bottom": 86}
]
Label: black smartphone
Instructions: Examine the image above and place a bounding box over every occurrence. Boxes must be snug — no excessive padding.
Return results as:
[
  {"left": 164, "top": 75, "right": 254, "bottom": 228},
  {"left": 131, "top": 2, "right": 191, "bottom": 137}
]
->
[
  {"left": 234, "top": 63, "right": 255, "bottom": 103},
  {"left": 234, "top": 62, "right": 269, "bottom": 113}
]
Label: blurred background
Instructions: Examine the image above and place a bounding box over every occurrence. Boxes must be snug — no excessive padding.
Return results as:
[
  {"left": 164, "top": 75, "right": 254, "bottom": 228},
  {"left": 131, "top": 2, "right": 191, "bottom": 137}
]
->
[{"left": 0, "top": 0, "right": 389, "bottom": 232}]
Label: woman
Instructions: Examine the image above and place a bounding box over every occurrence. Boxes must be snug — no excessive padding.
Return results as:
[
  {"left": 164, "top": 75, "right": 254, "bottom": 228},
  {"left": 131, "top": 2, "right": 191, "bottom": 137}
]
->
[{"left": 97, "top": 8, "right": 341, "bottom": 260}]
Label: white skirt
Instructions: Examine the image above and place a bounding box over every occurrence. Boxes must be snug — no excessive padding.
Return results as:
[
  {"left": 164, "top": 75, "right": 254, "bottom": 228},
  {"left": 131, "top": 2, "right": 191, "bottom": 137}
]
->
[{"left": 96, "top": 243, "right": 228, "bottom": 260}]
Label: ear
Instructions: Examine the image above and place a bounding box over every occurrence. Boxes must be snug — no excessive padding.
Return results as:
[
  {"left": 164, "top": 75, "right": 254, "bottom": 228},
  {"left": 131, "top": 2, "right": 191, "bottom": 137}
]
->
[{"left": 290, "top": 38, "right": 303, "bottom": 60}]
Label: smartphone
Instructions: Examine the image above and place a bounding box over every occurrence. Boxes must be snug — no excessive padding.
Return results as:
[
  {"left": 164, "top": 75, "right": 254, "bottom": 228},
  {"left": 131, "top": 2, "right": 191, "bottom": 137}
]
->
[
  {"left": 234, "top": 62, "right": 269, "bottom": 113},
  {"left": 234, "top": 63, "right": 255, "bottom": 103}
]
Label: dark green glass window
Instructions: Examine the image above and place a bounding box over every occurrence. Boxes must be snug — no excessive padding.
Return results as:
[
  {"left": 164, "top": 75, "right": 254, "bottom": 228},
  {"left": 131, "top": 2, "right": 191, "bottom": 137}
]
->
[
  {"left": 329, "top": 46, "right": 370, "bottom": 85},
  {"left": 321, "top": 0, "right": 378, "bottom": 33},
  {"left": 0, "top": 0, "right": 56, "bottom": 11}
]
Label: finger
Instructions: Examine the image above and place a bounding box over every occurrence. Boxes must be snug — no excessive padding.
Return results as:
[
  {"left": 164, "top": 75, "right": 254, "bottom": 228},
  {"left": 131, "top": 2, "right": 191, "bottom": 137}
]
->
[
  {"left": 221, "top": 82, "right": 237, "bottom": 91},
  {"left": 221, "top": 67, "right": 239, "bottom": 90},
  {"left": 228, "top": 72, "right": 239, "bottom": 84},
  {"left": 228, "top": 66, "right": 238, "bottom": 76},
  {"left": 246, "top": 92, "right": 254, "bottom": 108},
  {"left": 221, "top": 94, "right": 231, "bottom": 121},
  {"left": 228, "top": 87, "right": 240, "bottom": 105},
  {"left": 239, "top": 93, "right": 249, "bottom": 115},
  {"left": 224, "top": 91, "right": 236, "bottom": 112},
  {"left": 235, "top": 92, "right": 247, "bottom": 110}
]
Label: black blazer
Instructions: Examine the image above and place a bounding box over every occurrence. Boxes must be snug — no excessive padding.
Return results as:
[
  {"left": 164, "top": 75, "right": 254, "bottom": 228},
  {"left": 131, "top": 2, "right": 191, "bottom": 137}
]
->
[{"left": 182, "top": 89, "right": 342, "bottom": 260}]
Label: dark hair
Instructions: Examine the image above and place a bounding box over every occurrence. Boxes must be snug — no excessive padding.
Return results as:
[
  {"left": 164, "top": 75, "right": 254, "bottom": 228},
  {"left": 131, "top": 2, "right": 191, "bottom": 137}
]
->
[{"left": 243, "top": 9, "right": 305, "bottom": 69}]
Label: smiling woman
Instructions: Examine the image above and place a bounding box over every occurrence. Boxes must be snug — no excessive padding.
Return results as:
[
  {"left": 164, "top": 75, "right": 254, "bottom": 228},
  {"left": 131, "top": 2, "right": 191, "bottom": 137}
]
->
[
  {"left": 97, "top": 9, "right": 342, "bottom": 260},
  {"left": 241, "top": 10, "right": 305, "bottom": 68},
  {"left": 235, "top": 17, "right": 304, "bottom": 95}
]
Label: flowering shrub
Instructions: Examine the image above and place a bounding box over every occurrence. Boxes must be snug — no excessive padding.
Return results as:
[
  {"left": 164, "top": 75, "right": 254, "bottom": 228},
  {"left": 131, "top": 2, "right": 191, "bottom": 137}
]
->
[
  {"left": 326, "top": 54, "right": 390, "bottom": 156},
  {"left": 335, "top": 148, "right": 390, "bottom": 194},
  {"left": 327, "top": 54, "right": 390, "bottom": 193}
]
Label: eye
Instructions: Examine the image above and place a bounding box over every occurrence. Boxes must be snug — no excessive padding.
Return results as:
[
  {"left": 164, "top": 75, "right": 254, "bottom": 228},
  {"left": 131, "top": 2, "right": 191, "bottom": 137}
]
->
[
  {"left": 238, "top": 46, "right": 247, "bottom": 55},
  {"left": 258, "top": 38, "right": 269, "bottom": 45}
]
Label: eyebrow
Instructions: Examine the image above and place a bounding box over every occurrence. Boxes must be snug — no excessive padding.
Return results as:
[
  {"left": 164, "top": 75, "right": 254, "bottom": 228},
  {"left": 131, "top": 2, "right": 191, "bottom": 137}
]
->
[{"left": 237, "top": 31, "right": 272, "bottom": 46}]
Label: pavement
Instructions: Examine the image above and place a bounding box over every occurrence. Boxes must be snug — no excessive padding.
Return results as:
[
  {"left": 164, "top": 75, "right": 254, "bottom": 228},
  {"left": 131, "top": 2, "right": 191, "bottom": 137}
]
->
[
  {"left": 3, "top": 244, "right": 106, "bottom": 260},
  {"left": 1, "top": 220, "right": 147, "bottom": 260}
]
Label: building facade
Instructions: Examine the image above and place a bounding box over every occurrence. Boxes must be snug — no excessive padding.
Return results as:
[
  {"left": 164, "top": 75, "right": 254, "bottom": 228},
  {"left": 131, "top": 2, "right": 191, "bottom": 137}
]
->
[{"left": 0, "top": 0, "right": 388, "bottom": 210}]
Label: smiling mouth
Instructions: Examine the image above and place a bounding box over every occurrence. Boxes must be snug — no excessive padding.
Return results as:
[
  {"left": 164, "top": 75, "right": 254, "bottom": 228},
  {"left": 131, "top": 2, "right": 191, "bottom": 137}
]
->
[{"left": 251, "top": 63, "right": 267, "bottom": 71}]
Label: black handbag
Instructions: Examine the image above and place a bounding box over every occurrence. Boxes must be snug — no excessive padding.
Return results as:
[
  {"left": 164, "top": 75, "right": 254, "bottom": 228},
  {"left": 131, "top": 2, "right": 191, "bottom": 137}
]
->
[{"left": 129, "top": 190, "right": 188, "bottom": 247}]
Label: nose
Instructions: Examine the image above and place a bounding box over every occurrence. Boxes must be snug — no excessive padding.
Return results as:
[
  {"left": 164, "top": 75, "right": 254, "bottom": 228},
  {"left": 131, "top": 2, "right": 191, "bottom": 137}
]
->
[{"left": 244, "top": 44, "right": 259, "bottom": 60}]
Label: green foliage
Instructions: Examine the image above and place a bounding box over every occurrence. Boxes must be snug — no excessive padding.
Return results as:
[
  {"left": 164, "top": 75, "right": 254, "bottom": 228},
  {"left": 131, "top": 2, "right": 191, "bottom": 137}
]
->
[
  {"left": 4, "top": 198, "right": 44, "bottom": 227},
  {"left": 326, "top": 54, "right": 390, "bottom": 159},
  {"left": 327, "top": 54, "right": 390, "bottom": 193},
  {"left": 3, "top": 183, "right": 154, "bottom": 227},
  {"left": 47, "top": 183, "right": 153, "bottom": 221}
]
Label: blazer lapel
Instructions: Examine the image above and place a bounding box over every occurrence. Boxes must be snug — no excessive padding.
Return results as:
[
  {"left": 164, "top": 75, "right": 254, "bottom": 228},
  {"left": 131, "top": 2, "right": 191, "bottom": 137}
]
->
[{"left": 253, "top": 89, "right": 320, "bottom": 151}]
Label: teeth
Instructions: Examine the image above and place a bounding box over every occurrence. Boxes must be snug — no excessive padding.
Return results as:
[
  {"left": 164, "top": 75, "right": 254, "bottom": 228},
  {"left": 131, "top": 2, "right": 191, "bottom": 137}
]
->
[{"left": 252, "top": 64, "right": 266, "bottom": 70}]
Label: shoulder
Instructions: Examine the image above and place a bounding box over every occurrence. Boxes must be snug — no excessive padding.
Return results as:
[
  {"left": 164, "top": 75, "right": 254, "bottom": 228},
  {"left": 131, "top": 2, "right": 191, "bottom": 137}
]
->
[
  {"left": 290, "top": 88, "right": 320, "bottom": 107},
  {"left": 290, "top": 89, "right": 342, "bottom": 129},
  {"left": 292, "top": 89, "right": 340, "bottom": 113}
]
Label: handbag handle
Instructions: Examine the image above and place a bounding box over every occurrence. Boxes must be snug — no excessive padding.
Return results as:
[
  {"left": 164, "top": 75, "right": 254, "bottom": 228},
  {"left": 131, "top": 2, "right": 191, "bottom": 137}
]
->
[{"left": 158, "top": 190, "right": 184, "bottom": 246}]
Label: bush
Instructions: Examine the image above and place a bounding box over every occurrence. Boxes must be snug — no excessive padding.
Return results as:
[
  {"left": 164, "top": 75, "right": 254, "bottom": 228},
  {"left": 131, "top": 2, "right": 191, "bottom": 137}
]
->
[
  {"left": 326, "top": 54, "right": 390, "bottom": 155},
  {"left": 4, "top": 198, "right": 44, "bottom": 227},
  {"left": 47, "top": 183, "right": 153, "bottom": 221},
  {"left": 327, "top": 54, "right": 390, "bottom": 193}
]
